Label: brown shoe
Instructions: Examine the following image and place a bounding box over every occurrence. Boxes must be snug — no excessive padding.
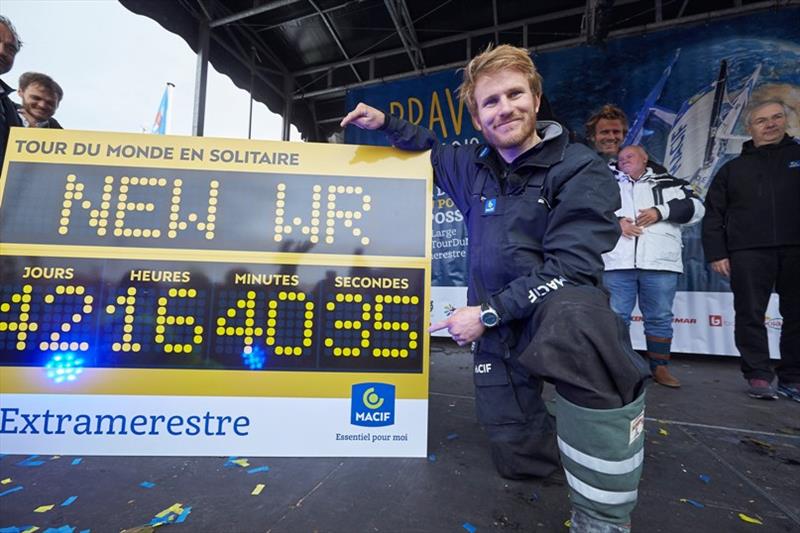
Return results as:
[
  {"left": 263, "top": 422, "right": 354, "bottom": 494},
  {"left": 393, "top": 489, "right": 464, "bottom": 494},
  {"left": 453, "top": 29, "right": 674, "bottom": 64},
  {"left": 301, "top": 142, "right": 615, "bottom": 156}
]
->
[{"left": 652, "top": 365, "right": 681, "bottom": 388}]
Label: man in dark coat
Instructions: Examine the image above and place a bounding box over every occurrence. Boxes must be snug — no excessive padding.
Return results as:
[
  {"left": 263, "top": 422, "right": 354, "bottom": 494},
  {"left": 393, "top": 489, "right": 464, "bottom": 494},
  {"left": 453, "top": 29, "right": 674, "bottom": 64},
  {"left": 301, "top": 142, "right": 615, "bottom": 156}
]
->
[{"left": 702, "top": 99, "right": 800, "bottom": 402}]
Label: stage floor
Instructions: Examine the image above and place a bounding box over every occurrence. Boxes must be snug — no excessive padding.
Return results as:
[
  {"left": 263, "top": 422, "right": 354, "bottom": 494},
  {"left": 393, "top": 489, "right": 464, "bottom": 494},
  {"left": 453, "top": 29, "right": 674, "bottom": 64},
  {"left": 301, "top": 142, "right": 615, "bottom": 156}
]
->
[{"left": 2, "top": 338, "right": 799, "bottom": 532}]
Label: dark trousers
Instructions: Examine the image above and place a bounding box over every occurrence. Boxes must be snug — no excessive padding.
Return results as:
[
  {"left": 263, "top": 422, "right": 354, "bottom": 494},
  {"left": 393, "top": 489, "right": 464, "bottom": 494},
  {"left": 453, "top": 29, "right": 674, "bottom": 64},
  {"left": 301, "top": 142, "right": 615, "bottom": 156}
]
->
[
  {"left": 730, "top": 246, "right": 800, "bottom": 383},
  {"left": 473, "top": 342, "right": 560, "bottom": 479},
  {"left": 473, "top": 285, "right": 651, "bottom": 479}
]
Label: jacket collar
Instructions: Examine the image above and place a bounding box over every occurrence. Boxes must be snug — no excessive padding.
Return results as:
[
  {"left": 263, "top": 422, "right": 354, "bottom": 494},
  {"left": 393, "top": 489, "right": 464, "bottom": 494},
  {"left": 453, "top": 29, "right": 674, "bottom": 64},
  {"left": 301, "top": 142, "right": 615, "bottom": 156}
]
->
[
  {"left": 0, "top": 78, "right": 13, "bottom": 96},
  {"left": 475, "top": 120, "right": 569, "bottom": 176},
  {"left": 741, "top": 134, "right": 797, "bottom": 154}
]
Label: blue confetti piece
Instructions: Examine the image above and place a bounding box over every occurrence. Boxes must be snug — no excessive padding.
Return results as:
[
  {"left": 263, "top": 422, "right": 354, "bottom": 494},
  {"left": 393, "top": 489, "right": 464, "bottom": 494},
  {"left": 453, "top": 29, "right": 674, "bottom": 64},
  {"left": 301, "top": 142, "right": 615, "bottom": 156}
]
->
[
  {"left": 71, "top": 458, "right": 83, "bottom": 465},
  {"left": 17, "top": 455, "right": 45, "bottom": 467},
  {"left": 446, "top": 432, "right": 459, "bottom": 440},
  {"left": 427, "top": 453, "right": 437, "bottom": 462},
  {"left": 247, "top": 466, "right": 270, "bottom": 474},
  {"left": 149, "top": 516, "right": 171, "bottom": 526},
  {"left": 0, "top": 486, "right": 23, "bottom": 497},
  {"left": 224, "top": 456, "right": 239, "bottom": 467},
  {"left": 43, "top": 526, "right": 76, "bottom": 533},
  {"left": 685, "top": 498, "right": 705, "bottom": 508},
  {"left": 175, "top": 506, "right": 192, "bottom": 523},
  {"left": 79, "top": 530, "right": 91, "bottom": 533},
  {"left": 699, "top": 474, "right": 711, "bottom": 484},
  {"left": 139, "top": 481, "right": 156, "bottom": 489},
  {"left": 0, "top": 527, "right": 24, "bottom": 533},
  {"left": 462, "top": 522, "right": 477, "bottom": 533},
  {"left": 61, "top": 495, "right": 78, "bottom": 507}
]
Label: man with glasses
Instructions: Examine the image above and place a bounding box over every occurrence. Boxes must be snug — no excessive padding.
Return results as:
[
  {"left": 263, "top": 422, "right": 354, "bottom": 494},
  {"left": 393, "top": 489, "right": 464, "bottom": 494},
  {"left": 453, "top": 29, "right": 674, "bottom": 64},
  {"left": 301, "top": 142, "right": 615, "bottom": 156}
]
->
[
  {"left": 702, "top": 99, "right": 800, "bottom": 401},
  {"left": 0, "top": 15, "right": 22, "bottom": 168}
]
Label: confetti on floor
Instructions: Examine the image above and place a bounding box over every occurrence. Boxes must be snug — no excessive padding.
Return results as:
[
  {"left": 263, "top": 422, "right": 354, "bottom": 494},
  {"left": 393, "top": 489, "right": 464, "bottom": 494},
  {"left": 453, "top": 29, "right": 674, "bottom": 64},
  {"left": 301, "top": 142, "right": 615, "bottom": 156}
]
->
[
  {"left": 658, "top": 428, "right": 669, "bottom": 436},
  {"left": 251, "top": 483, "right": 265, "bottom": 496},
  {"left": 34, "top": 505, "right": 55, "bottom": 513},
  {"left": 175, "top": 506, "right": 192, "bottom": 524},
  {"left": 427, "top": 454, "right": 437, "bottom": 462},
  {"left": 462, "top": 522, "right": 476, "bottom": 533},
  {"left": 247, "top": 466, "right": 270, "bottom": 474},
  {"left": 699, "top": 474, "right": 711, "bottom": 484},
  {"left": 446, "top": 433, "right": 459, "bottom": 440},
  {"left": 60, "top": 496, "right": 78, "bottom": 507},
  {"left": 17, "top": 456, "right": 45, "bottom": 467},
  {"left": 738, "top": 513, "right": 763, "bottom": 525},
  {"left": 70, "top": 459, "right": 82, "bottom": 466},
  {"left": 679, "top": 498, "right": 705, "bottom": 508},
  {"left": 231, "top": 458, "right": 250, "bottom": 468},
  {"left": 42, "top": 526, "right": 75, "bottom": 533},
  {"left": 0, "top": 486, "right": 23, "bottom": 498},
  {"left": 1, "top": 478, "right": 11, "bottom": 485},
  {"left": 139, "top": 482, "right": 156, "bottom": 489}
]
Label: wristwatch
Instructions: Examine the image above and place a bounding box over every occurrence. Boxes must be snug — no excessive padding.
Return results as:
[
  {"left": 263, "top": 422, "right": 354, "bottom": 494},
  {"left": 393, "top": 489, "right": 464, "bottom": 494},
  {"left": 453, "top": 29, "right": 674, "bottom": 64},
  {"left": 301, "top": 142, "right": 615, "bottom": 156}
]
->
[{"left": 480, "top": 302, "right": 500, "bottom": 328}]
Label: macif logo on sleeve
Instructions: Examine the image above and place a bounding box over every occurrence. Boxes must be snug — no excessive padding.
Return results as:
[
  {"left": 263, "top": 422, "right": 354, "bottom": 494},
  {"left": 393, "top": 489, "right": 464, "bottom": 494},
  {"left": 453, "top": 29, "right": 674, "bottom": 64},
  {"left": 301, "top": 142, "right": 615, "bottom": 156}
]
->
[{"left": 351, "top": 383, "right": 395, "bottom": 427}]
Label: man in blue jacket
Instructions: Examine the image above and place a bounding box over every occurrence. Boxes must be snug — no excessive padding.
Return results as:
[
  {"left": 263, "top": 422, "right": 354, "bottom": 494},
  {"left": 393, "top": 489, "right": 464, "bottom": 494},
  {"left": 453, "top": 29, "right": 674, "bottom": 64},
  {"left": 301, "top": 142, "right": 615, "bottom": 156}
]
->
[
  {"left": 702, "top": 99, "right": 800, "bottom": 402},
  {"left": 342, "top": 45, "right": 650, "bottom": 532}
]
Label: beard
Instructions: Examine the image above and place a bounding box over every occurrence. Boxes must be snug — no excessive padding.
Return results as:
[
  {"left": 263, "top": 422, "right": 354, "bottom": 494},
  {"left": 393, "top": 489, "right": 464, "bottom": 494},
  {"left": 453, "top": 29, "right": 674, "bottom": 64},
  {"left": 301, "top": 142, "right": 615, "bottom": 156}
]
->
[{"left": 484, "top": 112, "right": 538, "bottom": 151}]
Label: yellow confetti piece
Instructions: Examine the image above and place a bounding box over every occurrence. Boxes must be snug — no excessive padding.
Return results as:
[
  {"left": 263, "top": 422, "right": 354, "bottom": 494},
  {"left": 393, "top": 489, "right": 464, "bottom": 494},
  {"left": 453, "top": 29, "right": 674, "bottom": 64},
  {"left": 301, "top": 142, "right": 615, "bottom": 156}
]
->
[
  {"left": 659, "top": 428, "right": 669, "bottom": 436},
  {"left": 155, "top": 502, "right": 184, "bottom": 518},
  {"left": 563, "top": 519, "right": 572, "bottom": 527},
  {"left": 251, "top": 483, "right": 265, "bottom": 496},
  {"left": 738, "top": 513, "right": 763, "bottom": 525},
  {"left": 1, "top": 478, "right": 11, "bottom": 484},
  {"left": 22, "top": 527, "right": 39, "bottom": 533},
  {"left": 232, "top": 458, "right": 250, "bottom": 467},
  {"left": 34, "top": 504, "right": 55, "bottom": 513}
]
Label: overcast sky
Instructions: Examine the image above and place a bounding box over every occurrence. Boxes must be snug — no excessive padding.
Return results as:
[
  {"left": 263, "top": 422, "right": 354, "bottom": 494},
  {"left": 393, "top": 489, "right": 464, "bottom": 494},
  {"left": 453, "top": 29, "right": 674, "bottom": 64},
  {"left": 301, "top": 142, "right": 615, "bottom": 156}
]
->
[{"left": 2, "top": 0, "right": 301, "bottom": 140}]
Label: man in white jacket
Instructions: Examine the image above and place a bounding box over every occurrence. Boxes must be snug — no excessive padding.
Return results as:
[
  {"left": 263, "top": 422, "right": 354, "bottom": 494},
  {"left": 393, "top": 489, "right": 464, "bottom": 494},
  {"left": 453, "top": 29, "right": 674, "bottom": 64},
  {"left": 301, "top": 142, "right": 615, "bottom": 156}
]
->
[{"left": 603, "top": 145, "right": 705, "bottom": 387}]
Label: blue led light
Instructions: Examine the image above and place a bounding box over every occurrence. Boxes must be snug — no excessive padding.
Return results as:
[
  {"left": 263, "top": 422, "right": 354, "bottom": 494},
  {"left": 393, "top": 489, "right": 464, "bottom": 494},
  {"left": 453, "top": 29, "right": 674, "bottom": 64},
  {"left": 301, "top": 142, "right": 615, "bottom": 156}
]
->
[
  {"left": 241, "top": 346, "right": 265, "bottom": 370},
  {"left": 45, "top": 352, "right": 85, "bottom": 383}
]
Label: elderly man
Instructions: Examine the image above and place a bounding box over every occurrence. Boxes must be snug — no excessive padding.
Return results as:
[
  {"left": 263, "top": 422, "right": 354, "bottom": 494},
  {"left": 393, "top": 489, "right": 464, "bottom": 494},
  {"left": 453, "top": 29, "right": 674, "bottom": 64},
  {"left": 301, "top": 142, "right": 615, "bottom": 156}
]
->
[
  {"left": 0, "top": 15, "right": 23, "bottom": 167},
  {"left": 17, "top": 72, "right": 63, "bottom": 128},
  {"left": 342, "top": 44, "right": 650, "bottom": 532},
  {"left": 603, "top": 145, "right": 704, "bottom": 388},
  {"left": 585, "top": 104, "right": 628, "bottom": 161},
  {"left": 702, "top": 99, "right": 800, "bottom": 402}
]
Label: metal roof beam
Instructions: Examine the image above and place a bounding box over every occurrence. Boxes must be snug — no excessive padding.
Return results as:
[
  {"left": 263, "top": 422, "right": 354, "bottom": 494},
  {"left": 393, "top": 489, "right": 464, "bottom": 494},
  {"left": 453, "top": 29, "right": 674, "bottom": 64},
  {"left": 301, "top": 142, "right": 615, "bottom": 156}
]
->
[
  {"left": 292, "top": 5, "right": 588, "bottom": 77},
  {"left": 384, "top": 0, "right": 422, "bottom": 73},
  {"left": 210, "top": 0, "right": 303, "bottom": 28},
  {"left": 294, "top": 0, "right": 795, "bottom": 101},
  {"left": 255, "top": 0, "right": 360, "bottom": 32},
  {"left": 308, "top": 0, "right": 363, "bottom": 82}
]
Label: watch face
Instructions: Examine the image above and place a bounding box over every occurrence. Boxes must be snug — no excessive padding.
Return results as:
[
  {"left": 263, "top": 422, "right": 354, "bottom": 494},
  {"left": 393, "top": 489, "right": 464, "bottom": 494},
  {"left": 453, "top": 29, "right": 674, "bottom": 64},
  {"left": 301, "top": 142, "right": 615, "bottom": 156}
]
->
[{"left": 481, "top": 310, "right": 498, "bottom": 327}]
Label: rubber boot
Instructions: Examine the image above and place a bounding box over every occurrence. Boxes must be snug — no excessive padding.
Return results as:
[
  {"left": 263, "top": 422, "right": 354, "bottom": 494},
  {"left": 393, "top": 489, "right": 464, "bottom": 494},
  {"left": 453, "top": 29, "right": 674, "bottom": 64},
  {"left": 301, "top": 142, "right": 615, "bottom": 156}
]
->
[
  {"left": 645, "top": 335, "right": 680, "bottom": 388},
  {"left": 555, "top": 392, "right": 646, "bottom": 532}
]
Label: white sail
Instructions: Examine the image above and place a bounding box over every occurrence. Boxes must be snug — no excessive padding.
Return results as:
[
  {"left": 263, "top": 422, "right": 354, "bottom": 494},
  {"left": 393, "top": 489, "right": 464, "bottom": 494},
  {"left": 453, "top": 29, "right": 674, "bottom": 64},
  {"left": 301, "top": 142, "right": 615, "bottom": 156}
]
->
[
  {"left": 664, "top": 85, "right": 716, "bottom": 182},
  {"left": 664, "top": 65, "right": 761, "bottom": 195}
]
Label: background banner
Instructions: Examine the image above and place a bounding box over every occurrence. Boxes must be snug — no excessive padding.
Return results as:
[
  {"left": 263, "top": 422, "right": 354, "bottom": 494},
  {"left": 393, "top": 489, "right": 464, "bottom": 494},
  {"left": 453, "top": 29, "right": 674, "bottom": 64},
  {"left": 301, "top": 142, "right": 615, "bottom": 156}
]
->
[
  {"left": 0, "top": 128, "right": 433, "bottom": 456},
  {"left": 346, "top": 8, "right": 800, "bottom": 355}
]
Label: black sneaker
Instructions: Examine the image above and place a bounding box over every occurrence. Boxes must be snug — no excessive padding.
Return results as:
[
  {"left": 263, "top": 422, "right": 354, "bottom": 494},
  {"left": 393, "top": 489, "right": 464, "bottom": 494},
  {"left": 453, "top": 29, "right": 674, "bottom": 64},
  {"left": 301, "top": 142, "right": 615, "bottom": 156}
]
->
[
  {"left": 777, "top": 383, "right": 800, "bottom": 402},
  {"left": 747, "top": 378, "right": 778, "bottom": 400}
]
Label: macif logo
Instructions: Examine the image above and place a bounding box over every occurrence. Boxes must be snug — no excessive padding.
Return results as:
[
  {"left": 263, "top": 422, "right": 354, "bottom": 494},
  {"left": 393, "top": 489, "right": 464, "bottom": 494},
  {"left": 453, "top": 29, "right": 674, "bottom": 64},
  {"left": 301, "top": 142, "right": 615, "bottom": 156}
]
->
[{"left": 351, "top": 383, "right": 395, "bottom": 427}]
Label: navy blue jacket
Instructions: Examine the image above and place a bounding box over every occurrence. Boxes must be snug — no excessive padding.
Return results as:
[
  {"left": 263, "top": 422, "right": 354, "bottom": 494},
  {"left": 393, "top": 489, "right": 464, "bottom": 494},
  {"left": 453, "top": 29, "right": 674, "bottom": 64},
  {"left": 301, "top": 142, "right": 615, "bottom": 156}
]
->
[{"left": 382, "top": 114, "right": 621, "bottom": 327}]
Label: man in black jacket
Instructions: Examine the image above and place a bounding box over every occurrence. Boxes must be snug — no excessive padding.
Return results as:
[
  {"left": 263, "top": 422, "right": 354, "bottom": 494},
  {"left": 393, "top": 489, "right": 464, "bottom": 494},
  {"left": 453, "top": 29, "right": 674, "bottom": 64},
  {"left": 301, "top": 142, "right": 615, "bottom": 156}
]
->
[
  {"left": 342, "top": 45, "right": 650, "bottom": 532},
  {"left": 702, "top": 99, "right": 800, "bottom": 402},
  {"left": 0, "top": 15, "right": 23, "bottom": 168}
]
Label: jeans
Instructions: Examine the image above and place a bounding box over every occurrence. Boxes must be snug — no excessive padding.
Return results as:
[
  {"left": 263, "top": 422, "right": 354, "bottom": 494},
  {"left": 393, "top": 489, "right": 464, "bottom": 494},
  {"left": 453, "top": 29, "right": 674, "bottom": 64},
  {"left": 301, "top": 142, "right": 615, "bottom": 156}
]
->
[{"left": 603, "top": 269, "right": 678, "bottom": 339}]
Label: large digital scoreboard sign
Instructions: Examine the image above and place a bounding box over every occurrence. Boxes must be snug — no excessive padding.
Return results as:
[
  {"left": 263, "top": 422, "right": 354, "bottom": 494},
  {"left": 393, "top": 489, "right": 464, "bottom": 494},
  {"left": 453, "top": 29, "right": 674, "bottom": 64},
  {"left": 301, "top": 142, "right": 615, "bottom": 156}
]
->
[{"left": 0, "top": 129, "right": 432, "bottom": 456}]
